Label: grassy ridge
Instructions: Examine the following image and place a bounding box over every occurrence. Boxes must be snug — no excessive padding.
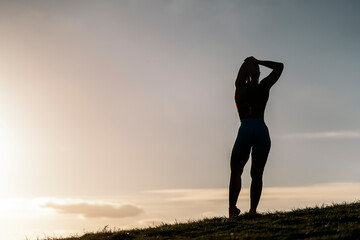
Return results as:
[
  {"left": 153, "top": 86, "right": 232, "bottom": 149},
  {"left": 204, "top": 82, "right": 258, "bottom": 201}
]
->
[{"left": 49, "top": 202, "right": 359, "bottom": 240}]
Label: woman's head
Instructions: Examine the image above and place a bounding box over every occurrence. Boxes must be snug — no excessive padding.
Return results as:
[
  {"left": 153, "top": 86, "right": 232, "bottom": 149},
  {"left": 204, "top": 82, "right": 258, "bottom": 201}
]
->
[{"left": 236, "top": 58, "right": 260, "bottom": 86}]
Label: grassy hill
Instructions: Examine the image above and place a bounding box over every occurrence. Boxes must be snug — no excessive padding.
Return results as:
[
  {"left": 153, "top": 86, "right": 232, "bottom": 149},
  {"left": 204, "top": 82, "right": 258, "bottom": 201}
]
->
[{"left": 47, "top": 201, "right": 359, "bottom": 240}]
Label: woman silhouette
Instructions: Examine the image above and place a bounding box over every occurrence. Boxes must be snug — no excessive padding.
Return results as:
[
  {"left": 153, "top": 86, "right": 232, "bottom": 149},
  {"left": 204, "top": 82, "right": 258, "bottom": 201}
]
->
[{"left": 229, "top": 56, "right": 283, "bottom": 217}]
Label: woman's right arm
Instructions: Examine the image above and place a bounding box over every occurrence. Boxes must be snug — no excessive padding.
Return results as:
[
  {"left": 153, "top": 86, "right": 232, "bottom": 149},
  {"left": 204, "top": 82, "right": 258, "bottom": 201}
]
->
[{"left": 253, "top": 58, "right": 284, "bottom": 88}]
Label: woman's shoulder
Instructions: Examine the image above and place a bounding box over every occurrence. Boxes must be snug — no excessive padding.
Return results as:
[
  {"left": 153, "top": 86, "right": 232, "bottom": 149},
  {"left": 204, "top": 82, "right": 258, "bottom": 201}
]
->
[{"left": 259, "top": 80, "right": 271, "bottom": 90}]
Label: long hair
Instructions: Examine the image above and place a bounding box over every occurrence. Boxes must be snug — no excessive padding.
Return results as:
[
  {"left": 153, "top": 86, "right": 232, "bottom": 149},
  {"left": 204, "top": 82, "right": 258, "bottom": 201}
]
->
[
  {"left": 235, "top": 62, "right": 248, "bottom": 88},
  {"left": 235, "top": 60, "right": 259, "bottom": 88}
]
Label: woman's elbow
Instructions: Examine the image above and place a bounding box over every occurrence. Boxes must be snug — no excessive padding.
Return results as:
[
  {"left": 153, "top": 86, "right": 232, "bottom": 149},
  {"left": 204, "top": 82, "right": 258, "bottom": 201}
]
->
[
  {"left": 279, "top": 63, "right": 284, "bottom": 70},
  {"left": 278, "top": 63, "right": 284, "bottom": 74}
]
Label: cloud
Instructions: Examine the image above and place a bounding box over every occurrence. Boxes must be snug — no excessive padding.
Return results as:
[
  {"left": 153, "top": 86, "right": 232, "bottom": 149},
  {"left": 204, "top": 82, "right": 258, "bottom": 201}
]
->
[
  {"left": 146, "top": 188, "right": 227, "bottom": 202},
  {"left": 146, "top": 182, "right": 360, "bottom": 209},
  {"left": 41, "top": 200, "right": 143, "bottom": 219},
  {"left": 281, "top": 130, "right": 360, "bottom": 139}
]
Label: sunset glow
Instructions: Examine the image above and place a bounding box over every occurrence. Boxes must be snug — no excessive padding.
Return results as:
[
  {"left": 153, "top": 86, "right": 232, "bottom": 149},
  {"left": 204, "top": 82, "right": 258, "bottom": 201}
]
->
[{"left": 0, "top": 1, "right": 359, "bottom": 239}]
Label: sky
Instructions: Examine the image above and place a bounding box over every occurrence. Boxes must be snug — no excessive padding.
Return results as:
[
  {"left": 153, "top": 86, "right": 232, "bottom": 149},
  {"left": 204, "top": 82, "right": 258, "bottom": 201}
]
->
[{"left": 0, "top": 0, "right": 359, "bottom": 239}]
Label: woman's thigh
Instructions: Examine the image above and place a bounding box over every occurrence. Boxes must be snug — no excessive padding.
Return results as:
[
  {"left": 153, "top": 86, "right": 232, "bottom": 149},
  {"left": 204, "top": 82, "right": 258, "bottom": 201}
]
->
[
  {"left": 231, "top": 127, "right": 251, "bottom": 172},
  {"left": 252, "top": 123, "right": 271, "bottom": 153},
  {"left": 251, "top": 124, "right": 271, "bottom": 177}
]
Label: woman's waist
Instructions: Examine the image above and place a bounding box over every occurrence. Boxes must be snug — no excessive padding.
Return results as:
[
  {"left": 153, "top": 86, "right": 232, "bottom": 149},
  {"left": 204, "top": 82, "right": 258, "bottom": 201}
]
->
[
  {"left": 240, "top": 117, "right": 266, "bottom": 124},
  {"left": 237, "top": 105, "right": 265, "bottom": 118}
]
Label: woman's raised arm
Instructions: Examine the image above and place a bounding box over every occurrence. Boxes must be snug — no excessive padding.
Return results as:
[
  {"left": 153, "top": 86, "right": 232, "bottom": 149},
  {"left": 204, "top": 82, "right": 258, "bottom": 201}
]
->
[{"left": 250, "top": 57, "right": 284, "bottom": 88}]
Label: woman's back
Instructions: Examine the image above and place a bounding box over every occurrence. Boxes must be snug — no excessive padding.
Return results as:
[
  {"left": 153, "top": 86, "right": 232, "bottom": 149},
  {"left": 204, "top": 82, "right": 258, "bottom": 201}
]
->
[
  {"left": 235, "top": 82, "right": 270, "bottom": 119},
  {"left": 234, "top": 56, "right": 283, "bottom": 120}
]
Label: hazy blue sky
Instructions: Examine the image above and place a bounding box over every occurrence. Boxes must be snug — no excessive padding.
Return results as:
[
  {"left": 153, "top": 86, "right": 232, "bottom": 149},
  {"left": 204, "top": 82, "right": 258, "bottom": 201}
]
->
[
  {"left": 1, "top": 0, "right": 360, "bottom": 196},
  {"left": 0, "top": 1, "right": 360, "bottom": 238}
]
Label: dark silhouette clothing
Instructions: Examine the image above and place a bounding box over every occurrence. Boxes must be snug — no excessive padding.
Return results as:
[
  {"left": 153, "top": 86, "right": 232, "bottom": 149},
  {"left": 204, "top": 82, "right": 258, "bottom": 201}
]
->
[{"left": 232, "top": 118, "right": 271, "bottom": 156}]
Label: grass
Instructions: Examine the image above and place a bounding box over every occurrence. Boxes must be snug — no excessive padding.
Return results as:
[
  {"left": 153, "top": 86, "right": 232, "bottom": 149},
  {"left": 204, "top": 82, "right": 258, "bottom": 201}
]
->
[{"left": 43, "top": 201, "right": 359, "bottom": 240}]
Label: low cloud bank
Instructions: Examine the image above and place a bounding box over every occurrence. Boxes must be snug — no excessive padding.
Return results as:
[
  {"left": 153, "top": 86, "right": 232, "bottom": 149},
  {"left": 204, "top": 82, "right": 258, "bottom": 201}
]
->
[
  {"left": 281, "top": 130, "right": 360, "bottom": 139},
  {"left": 146, "top": 182, "right": 360, "bottom": 208},
  {"left": 147, "top": 188, "right": 226, "bottom": 202},
  {"left": 42, "top": 200, "right": 143, "bottom": 218}
]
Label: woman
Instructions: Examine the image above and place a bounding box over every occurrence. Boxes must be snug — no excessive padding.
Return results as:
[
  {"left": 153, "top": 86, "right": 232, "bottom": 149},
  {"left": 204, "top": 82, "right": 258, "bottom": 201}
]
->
[{"left": 229, "top": 56, "right": 284, "bottom": 217}]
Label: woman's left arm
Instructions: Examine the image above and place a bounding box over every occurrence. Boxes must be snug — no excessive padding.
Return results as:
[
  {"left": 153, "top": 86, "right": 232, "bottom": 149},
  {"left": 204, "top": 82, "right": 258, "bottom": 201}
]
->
[
  {"left": 247, "top": 57, "right": 284, "bottom": 88},
  {"left": 257, "top": 59, "right": 284, "bottom": 88}
]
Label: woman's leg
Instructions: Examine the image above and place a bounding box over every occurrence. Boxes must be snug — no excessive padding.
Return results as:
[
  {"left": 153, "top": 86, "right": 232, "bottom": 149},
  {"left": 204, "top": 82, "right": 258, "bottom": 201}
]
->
[
  {"left": 229, "top": 152, "right": 249, "bottom": 209},
  {"left": 249, "top": 150, "right": 269, "bottom": 213},
  {"left": 229, "top": 123, "right": 251, "bottom": 215}
]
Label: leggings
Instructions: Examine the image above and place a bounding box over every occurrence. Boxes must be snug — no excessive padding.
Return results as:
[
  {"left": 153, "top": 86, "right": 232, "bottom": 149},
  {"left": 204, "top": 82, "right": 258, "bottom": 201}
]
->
[
  {"left": 229, "top": 118, "right": 271, "bottom": 210},
  {"left": 232, "top": 118, "right": 271, "bottom": 157}
]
